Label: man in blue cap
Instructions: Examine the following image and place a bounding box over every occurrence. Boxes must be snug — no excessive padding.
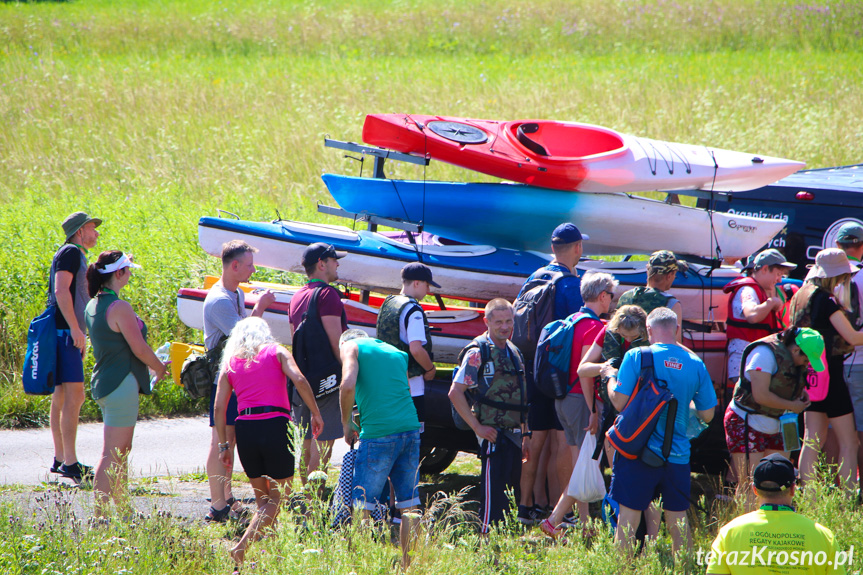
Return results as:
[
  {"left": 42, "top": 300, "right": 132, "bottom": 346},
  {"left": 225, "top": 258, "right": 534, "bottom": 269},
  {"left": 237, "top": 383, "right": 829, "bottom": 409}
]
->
[
  {"left": 835, "top": 221, "right": 863, "bottom": 484},
  {"left": 515, "top": 222, "right": 588, "bottom": 526}
]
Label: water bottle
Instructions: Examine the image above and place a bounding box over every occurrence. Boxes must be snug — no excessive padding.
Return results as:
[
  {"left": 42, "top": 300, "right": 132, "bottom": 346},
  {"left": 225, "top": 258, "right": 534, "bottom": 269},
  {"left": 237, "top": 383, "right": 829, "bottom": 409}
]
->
[{"left": 150, "top": 342, "right": 172, "bottom": 390}]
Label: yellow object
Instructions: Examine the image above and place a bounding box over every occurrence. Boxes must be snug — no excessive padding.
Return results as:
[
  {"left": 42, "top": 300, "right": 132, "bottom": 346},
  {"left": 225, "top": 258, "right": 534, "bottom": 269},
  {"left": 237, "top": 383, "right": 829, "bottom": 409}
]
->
[{"left": 169, "top": 342, "right": 205, "bottom": 386}]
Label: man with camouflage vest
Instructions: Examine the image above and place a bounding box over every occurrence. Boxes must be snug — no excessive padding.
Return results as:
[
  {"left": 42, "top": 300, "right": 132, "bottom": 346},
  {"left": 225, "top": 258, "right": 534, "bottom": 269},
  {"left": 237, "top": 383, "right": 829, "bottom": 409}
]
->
[
  {"left": 375, "top": 263, "right": 440, "bottom": 424},
  {"left": 723, "top": 327, "right": 823, "bottom": 504},
  {"left": 449, "top": 299, "right": 529, "bottom": 534},
  {"left": 616, "top": 250, "right": 684, "bottom": 341}
]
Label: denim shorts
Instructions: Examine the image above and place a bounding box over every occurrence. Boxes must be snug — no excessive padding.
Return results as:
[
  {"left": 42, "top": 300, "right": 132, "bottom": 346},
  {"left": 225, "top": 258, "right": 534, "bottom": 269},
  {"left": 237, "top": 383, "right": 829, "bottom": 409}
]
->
[
  {"left": 352, "top": 429, "right": 421, "bottom": 511},
  {"left": 56, "top": 330, "right": 84, "bottom": 384}
]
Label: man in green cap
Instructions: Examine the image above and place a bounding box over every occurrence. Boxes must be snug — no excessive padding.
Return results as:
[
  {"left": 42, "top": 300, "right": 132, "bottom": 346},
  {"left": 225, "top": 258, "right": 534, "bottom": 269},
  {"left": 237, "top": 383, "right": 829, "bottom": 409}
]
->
[
  {"left": 49, "top": 211, "right": 102, "bottom": 481},
  {"left": 617, "top": 250, "right": 684, "bottom": 341},
  {"left": 834, "top": 221, "right": 863, "bottom": 482}
]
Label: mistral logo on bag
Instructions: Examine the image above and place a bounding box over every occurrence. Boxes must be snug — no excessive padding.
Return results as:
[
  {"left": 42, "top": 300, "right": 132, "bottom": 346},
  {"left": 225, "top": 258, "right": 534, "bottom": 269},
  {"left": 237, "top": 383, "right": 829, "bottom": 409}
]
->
[
  {"left": 664, "top": 357, "right": 683, "bottom": 370},
  {"left": 319, "top": 374, "right": 339, "bottom": 394},
  {"left": 30, "top": 342, "right": 39, "bottom": 379}
]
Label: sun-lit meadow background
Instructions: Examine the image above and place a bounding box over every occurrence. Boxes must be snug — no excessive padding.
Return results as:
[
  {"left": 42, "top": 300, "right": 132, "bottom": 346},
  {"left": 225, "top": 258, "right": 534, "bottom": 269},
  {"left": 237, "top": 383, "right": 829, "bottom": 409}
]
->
[{"left": 1, "top": 1, "right": 863, "bottom": 572}]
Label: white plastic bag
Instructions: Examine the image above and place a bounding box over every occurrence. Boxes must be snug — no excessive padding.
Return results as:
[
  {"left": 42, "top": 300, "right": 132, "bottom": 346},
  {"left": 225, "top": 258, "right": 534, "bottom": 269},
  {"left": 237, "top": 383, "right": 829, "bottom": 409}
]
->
[{"left": 566, "top": 432, "right": 607, "bottom": 503}]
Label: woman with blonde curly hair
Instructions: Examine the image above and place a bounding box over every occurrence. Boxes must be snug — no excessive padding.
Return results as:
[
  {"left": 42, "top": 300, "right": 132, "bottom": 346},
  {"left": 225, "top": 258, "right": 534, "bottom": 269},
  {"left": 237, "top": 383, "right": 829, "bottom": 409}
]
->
[{"left": 214, "top": 316, "right": 323, "bottom": 568}]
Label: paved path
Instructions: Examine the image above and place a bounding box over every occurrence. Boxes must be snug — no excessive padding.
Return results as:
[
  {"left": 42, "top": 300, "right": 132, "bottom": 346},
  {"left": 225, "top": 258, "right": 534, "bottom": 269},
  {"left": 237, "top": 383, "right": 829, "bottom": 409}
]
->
[{"left": 0, "top": 416, "right": 348, "bottom": 486}]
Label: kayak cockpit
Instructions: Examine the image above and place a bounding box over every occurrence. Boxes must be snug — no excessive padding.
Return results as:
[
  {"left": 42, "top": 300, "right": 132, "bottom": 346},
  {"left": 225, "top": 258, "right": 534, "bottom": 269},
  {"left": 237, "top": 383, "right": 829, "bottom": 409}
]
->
[{"left": 506, "top": 121, "right": 626, "bottom": 160}]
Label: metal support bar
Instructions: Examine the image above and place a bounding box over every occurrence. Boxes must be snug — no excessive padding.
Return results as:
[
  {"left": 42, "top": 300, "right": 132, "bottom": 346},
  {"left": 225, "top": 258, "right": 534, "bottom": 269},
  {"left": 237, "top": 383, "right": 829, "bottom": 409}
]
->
[
  {"left": 317, "top": 203, "right": 423, "bottom": 234},
  {"left": 324, "top": 139, "right": 429, "bottom": 167}
]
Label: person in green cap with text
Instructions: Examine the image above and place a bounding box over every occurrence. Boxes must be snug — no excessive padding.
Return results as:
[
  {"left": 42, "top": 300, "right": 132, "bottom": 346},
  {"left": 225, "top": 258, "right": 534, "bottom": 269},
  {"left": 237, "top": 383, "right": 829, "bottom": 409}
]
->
[
  {"left": 724, "top": 327, "right": 824, "bottom": 506},
  {"left": 48, "top": 211, "right": 102, "bottom": 481}
]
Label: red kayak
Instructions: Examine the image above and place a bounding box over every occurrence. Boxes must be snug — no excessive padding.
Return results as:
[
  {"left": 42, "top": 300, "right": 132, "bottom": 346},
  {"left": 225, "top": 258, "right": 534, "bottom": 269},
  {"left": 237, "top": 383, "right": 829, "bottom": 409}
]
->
[{"left": 362, "top": 113, "right": 803, "bottom": 194}]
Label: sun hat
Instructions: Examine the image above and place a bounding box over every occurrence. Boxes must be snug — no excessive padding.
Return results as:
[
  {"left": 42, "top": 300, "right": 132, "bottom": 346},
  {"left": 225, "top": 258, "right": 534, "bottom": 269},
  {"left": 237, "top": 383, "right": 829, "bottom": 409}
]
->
[
  {"left": 794, "top": 327, "right": 825, "bottom": 372},
  {"left": 401, "top": 262, "right": 441, "bottom": 288},
  {"left": 753, "top": 453, "right": 797, "bottom": 493},
  {"left": 743, "top": 248, "right": 797, "bottom": 271},
  {"left": 97, "top": 253, "right": 141, "bottom": 275},
  {"left": 301, "top": 242, "right": 347, "bottom": 267},
  {"left": 62, "top": 211, "right": 102, "bottom": 242},
  {"left": 807, "top": 248, "right": 857, "bottom": 278},
  {"left": 551, "top": 223, "right": 589, "bottom": 244}
]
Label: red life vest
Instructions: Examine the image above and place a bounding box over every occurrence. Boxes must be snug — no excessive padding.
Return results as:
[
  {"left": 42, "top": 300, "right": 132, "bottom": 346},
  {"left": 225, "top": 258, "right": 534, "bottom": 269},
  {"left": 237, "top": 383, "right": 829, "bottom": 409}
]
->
[{"left": 723, "top": 276, "right": 781, "bottom": 342}]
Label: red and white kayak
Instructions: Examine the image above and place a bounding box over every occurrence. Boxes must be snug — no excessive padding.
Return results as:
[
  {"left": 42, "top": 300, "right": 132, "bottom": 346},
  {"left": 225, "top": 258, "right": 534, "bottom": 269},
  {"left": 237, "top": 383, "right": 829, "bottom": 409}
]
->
[
  {"left": 176, "top": 278, "right": 486, "bottom": 365},
  {"left": 362, "top": 114, "right": 804, "bottom": 194}
]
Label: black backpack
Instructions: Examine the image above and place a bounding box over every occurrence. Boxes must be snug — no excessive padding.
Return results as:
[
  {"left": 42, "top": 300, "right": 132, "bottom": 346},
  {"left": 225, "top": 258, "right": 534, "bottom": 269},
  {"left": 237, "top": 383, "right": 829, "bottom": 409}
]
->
[
  {"left": 180, "top": 337, "right": 227, "bottom": 400},
  {"left": 293, "top": 284, "right": 345, "bottom": 399},
  {"left": 511, "top": 269, "right": 571, "bottom": 363},
  {"left": 450, "top": 336, "right": 528, "bottom": 431}
]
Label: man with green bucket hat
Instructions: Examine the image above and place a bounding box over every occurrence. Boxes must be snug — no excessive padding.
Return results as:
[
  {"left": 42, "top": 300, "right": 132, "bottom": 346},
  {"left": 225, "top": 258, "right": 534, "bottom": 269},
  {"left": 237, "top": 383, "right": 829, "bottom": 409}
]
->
[{"left": 49, "top": 211, "right": 102, "bottom": 481}]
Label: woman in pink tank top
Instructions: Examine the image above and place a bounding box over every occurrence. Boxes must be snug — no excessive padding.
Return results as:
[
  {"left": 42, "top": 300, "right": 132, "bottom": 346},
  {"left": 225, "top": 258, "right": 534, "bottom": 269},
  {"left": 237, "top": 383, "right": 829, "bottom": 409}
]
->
[{"left": 213, "top": 317, "right": 323, "bottom": 569}]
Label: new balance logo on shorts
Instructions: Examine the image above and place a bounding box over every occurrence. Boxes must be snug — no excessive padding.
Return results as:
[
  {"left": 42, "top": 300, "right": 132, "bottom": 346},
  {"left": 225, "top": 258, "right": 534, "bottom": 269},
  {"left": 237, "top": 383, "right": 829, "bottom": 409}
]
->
[
  {"left": 319, "top": 373, "right": 339, "bottom": 393},
  {"left": 664, "top": 358, "right": 682, "bottom": 370}
]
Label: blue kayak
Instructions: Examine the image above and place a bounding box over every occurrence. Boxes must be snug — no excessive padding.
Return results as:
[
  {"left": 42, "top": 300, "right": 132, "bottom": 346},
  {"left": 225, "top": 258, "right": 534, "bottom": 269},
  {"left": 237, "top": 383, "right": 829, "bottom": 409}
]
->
[{"left": 321, "top": 174, "right": 786, "bottom": 260}]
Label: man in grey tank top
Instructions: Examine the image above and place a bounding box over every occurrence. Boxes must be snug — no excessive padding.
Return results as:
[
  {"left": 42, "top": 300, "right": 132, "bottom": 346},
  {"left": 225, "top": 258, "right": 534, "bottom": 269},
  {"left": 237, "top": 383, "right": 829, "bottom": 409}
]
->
[
  {"left": 49, "top": 212, "right": 101, "bottom": 481},
  {"left": 202, "top": 240, "right": 274, "bottom": 522}
]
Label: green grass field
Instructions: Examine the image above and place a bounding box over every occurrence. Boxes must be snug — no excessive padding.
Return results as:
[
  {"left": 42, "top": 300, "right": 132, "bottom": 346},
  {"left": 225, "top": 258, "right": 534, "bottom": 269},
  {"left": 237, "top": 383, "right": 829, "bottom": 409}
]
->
[{"left": 2, "top": 2, "right": 863, "bottom": 572}]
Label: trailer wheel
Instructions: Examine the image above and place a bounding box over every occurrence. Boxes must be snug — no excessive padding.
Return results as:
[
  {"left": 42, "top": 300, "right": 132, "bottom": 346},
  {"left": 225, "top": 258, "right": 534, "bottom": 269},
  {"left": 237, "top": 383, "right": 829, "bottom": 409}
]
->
[{"left": 419, "top": 446, "right": 458, "bottom": 475}]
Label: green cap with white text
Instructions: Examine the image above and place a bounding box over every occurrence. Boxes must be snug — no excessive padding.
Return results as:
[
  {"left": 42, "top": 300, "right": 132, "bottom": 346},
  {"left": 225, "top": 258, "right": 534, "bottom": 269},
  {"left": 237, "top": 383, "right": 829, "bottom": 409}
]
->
[{"left": 795, "top": 327, "right": 825, "bottom": 372}]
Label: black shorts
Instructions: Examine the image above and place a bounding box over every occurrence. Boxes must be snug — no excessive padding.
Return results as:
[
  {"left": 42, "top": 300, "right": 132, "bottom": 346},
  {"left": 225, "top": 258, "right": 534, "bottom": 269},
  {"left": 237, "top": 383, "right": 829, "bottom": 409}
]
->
[
  {"left": 525, "top": 367, "right": 562, "bottom": 431},
  {"left": 412, "top": 395, "right": 425, "bottom": 423},
  {"left": 209, "top": 383, "right": 239, "bottom": 427},
  {"left": 807, "top": 362, "right": 854, "bottom": 419},
  {"left": 235, "top": 416, "right": 295, "bottom": 480}
]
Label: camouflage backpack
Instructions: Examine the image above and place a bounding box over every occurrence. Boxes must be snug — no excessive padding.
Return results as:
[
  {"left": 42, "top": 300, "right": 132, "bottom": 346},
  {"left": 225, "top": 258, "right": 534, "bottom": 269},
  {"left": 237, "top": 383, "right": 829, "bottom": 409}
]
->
[
  {"left": 791, "top": 282, "right": 855, "bottom": 356},
  {"left": 375, "top": 295, "right": 433, "bottom": 378}
]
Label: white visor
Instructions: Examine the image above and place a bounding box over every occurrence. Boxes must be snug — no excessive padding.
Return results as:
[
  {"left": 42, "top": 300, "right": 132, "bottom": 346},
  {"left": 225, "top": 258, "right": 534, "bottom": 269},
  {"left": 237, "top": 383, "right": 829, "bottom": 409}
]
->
[{"left": 98, "top": 253, "right": 142, "bottom": 274}]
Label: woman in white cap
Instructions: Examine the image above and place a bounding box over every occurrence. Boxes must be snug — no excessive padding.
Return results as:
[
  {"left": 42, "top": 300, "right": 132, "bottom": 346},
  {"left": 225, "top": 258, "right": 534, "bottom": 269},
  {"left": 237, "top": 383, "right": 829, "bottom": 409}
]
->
[
  {"left": 790, "top": 248, "right": 863, "bottom": 494},
  {"left": 85, "top": 251, "right": 168, "bottom": 516}
]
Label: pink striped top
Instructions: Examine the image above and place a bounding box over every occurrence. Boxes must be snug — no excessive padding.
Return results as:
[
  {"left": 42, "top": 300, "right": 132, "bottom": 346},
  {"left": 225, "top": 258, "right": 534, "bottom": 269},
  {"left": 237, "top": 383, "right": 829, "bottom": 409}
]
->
[{"left": 228, "top": 343, "right": 292, "bottom": 421}]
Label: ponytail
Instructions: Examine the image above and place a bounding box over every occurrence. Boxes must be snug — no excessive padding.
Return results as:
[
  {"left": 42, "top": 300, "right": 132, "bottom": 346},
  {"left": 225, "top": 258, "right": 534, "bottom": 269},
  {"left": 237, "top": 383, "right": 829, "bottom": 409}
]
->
[{"left": 87, "top": 250, "right": 124, "bottom": 298}]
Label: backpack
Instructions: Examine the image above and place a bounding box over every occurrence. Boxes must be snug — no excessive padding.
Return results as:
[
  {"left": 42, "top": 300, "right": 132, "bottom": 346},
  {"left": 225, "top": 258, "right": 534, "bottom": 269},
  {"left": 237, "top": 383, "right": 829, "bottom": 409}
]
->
[
  {"left": 533, "top": 310, "right": 600, "bottom": 400},
  {"left": 451, "top": 337, "right": 528, "bottom": 431},
  {"left": 512, "top": 269, "right": 572, "bottom": 363},
  {"left": 606, "top": 348, "right": 678, "bottom": 467},
  {"left": 22, "top": 306, "right": 58, "bottom": 395},
  {"left": 180, "top": 338, "right": 226, "bottom": 400},
  {"left": 293, "top": 284, "right": 345, "bottom": 399}
]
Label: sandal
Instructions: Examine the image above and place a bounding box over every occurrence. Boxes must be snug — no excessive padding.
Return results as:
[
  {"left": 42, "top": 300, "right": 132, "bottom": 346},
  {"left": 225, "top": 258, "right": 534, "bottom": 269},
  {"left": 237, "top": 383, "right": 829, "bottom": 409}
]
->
[
  {"left": 227, "top": 497, "right": 251, "bottom": 521},
  {"left": 204, "top": 505, "right": 231, "bottom": 523}
]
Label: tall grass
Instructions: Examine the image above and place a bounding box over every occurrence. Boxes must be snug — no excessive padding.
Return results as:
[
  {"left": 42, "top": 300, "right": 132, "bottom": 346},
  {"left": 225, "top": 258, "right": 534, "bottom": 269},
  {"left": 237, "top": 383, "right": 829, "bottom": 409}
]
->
[{"left": 2, "top": 0, "right": 863, "bottom": 424}]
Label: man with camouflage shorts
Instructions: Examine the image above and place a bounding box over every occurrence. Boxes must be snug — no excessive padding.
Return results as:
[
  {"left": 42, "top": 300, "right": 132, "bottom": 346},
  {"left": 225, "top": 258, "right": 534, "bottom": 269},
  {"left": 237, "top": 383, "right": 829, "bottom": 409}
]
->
[{"left": 617, "top": 250, "right": 684, "bottom": 342}]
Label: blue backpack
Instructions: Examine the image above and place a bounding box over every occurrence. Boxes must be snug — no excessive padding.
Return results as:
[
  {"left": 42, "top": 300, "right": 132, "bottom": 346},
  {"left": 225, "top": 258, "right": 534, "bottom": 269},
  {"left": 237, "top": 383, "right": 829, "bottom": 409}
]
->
[
  {"left": 22, "top": 306, "right": 58, "bottom": 395},
  {"left": 606, "top": 348, "right": 678, "bottom": 466},
  {"left": 533, "top": 309, "right": 600, "bottom": 400}
]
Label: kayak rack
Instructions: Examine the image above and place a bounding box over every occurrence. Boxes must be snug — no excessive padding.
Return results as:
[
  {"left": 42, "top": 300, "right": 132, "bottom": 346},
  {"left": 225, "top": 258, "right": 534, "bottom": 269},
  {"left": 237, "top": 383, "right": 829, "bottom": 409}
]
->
[{"left": 324, "top": 138, "right": 428, "bottom": 179}]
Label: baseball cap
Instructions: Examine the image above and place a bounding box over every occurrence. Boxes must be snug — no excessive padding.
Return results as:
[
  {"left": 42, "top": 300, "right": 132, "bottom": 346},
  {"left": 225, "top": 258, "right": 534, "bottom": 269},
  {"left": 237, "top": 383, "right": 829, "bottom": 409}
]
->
[
  {"left": 401, "top": 262, "right": 441, "bottom": 288},
  {"left": 794, "top": 327, "right": 825, "bottom": 372},
  {"left": 647, "top": 250, "right": 686, "bottom": 276},
  {"left": 62, "top": 212, "right": 102, "bottom": 242},
  {"left": 753, "top": 453, "right": 798, "bottom": 492},
  {"left": 807, "top": 248, "right": 857, "bottom": 279},
  {"left": 744, "top": 248, "right": 797, "bottom": 271},
  {"left": 97, "top": 253, "right": 142, "bottom": 275},
  {"left": 836, "top": 222, "right": 863, "bottom": 245},
  {"left": 551, "top": 223, "right": 589, "bottom": 244},
  {"left": 301, "top": 242, "right": 347, "bottom": 267}
]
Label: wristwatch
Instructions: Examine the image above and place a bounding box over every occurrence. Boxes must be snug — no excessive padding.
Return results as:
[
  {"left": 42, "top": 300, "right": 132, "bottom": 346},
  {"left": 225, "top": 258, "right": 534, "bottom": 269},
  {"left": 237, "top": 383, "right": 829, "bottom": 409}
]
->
[{"left": 522, "top": 431, "right": 533, "bottom": 439}]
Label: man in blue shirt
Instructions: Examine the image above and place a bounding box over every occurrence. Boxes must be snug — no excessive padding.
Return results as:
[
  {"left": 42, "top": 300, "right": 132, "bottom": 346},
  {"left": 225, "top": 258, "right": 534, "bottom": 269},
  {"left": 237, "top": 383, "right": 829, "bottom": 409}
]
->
[
  {"left": 516, "top": 222, "right": 587, "bottom": 525},
  {"left": 606, "top": 307, "right": 717, "bottom": 555}
]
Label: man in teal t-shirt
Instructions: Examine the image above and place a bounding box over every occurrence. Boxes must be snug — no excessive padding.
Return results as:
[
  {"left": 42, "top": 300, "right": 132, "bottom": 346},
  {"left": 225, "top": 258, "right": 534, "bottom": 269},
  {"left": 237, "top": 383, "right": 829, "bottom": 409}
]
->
[{"left": 339, "top": 329, "right": 420, "bottom": 569}]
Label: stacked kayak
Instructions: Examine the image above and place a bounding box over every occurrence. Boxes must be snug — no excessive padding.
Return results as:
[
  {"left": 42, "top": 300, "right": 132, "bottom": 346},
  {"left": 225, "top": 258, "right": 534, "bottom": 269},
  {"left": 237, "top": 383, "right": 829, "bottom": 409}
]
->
[
  {"left": 362, "top": 114, "right": 804, "bottom": 194},
  {"left": 321, "top": 174, "right": 787, "bottom": 258},
  {"left": 198, "top": 216, "right": 748, "bottom": 323},
  {"left": 176, "top": 277, "right": 485, "bottom": 365}
]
